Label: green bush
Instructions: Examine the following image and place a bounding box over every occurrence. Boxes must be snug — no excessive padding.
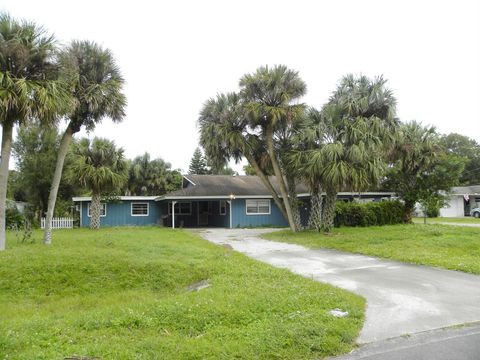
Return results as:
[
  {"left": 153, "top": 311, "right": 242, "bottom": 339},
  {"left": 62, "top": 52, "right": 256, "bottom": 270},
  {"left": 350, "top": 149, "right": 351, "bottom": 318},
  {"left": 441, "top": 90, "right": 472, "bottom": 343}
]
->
[
  {"left": 335, "top": 200, "right": 404, "bottom": 227},
  {"left": 6, "top": 207, "right": 25, "bottom": 229}
]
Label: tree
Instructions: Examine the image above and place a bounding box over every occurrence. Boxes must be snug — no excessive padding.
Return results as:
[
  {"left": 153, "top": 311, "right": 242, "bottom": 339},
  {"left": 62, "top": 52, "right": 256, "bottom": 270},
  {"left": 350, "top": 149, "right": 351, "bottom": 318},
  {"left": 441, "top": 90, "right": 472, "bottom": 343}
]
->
[
  {"left": 384, "top": 122, "right": 464, "bottom": 222},
  {"left": 239, "top": 65, "right": 307, "bottom": 231},
  {"left": 198, "top": 92, "right": 289, "bottom": 226},
  {"left": 127, "top": 152, "right": 182, "bottom": 195},
  {"left": 69, "top": 138, "right": 128, "bottom": 229},
  {"left": 293, "top": 75, "right": 398, "bottom": 232},
  {"left": 44, "top": 40, "right": 126, "bottom": 244},
  {"left": 188, "top": 147, "right": 209, "bottom": 174},
  {"left": 0, "top": 13, "right": 71, "bottom": 250},
  {"left": 441, "top": 133, "right": 480, "bottom": 185}
]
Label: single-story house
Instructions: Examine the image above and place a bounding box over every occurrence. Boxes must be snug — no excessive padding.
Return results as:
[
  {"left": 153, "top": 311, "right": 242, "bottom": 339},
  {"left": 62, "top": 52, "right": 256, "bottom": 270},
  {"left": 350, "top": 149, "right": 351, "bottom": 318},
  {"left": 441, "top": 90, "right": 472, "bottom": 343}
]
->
[
  {"left": 439, "top": 185, "right": 480, "bottom": 217},
  {"left": 73, "top": 175, "right": 395, "bottom": 228}
]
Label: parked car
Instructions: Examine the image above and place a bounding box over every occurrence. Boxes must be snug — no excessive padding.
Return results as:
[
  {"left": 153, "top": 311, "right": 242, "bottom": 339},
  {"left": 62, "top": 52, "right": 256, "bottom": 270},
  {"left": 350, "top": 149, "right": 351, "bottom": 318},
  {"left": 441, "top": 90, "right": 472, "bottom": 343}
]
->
[{"left": 470, "top": 207, "right": 480, "bottom": 218}]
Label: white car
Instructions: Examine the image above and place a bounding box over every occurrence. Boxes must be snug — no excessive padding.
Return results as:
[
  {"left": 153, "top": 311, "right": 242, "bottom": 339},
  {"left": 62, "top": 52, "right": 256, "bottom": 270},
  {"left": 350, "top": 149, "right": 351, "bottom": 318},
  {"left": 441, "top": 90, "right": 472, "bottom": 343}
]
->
[{"left": 470, "top": 207, "right": 480, "bottom": 218}]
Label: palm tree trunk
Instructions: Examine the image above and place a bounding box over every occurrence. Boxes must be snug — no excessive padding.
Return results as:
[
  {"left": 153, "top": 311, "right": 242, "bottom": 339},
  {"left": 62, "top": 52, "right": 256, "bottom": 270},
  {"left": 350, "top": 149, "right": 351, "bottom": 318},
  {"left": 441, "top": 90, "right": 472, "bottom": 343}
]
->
[
  {"left": 0, "top": 122, "right": 14, "bottom": 251},
  {"left": 286, "top": 174, "right": 302, "bottom": 230},
  {"left": 321, "top": 188, "right": 337, "bottom": 232},
  {"left": 43, "top": 124, "right": 74, "bottom": 244},
  {"left": 244, "top": 152, "right": 288, "bottom": 220},
  {"left": 265, "top": 125, "right": 297, "bottom": 232},
  {"left": 308, "top": 183, "right": 323, "bottom": 231},
  {"left": 403, "top": 200, "right": 415, "bottom": 223},
  {"left": 90, "top": 191, "right": 101, "bottom": 229}
]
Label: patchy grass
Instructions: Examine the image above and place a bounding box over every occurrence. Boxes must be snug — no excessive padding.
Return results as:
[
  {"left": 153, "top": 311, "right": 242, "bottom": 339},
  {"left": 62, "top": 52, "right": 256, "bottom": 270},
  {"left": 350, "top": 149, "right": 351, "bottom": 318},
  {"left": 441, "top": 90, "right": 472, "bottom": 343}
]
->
[
  {"left": 0, "top": 227, "right": 364, "bottom": 359},
  {"left": 413, "top": 217, "right": 480, "bottom": 224},
  {"left": 264, "top": 224, "right": 480, "bottom": 275}
]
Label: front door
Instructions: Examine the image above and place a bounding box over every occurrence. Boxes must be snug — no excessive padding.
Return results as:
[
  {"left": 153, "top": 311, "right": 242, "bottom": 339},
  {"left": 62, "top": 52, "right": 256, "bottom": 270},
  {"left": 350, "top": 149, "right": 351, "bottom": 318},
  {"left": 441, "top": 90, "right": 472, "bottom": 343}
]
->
[{"left": 197, "top": 201, "right": 210, "bottom": 226}]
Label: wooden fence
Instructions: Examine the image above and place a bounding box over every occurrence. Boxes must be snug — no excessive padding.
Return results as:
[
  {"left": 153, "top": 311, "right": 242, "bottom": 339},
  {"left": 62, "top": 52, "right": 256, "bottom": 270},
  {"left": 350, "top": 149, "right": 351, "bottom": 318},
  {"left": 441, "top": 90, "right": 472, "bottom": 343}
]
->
[{"left": 41, "top": 217, "right": 74, "bottom": 229}]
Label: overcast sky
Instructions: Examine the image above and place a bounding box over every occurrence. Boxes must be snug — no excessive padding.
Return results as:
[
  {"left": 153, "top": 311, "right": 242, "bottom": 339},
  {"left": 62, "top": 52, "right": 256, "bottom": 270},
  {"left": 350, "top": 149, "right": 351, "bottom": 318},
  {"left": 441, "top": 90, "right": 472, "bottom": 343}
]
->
[{"left": 3, "top": 0, "right": 480, "bottom": 173}]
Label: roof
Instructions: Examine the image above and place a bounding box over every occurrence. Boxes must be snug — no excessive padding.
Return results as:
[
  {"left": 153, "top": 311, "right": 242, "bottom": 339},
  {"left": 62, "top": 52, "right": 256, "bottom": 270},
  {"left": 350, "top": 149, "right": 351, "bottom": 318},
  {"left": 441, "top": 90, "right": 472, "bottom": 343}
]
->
[
  {"left": 448, "top": 186, "right": 480, "bottom": 196},
  {"left": 156, "top": 175, "right": 395, "bottom": 200},
  {"left": 72, "top": 196, "right": 158, "bottom": 202}
]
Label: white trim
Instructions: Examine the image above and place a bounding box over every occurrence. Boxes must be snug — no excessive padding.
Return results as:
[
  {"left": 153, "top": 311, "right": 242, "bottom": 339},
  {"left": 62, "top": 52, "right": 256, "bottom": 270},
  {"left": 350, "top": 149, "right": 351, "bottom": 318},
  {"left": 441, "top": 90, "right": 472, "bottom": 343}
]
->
[
  {"left": 183, "top": 176, "right": 196, "bottom": 186},
  {"left": 73, "top": 196, "right": 157, "bottom": 202},
  {"left": 80, "top": 201, "right": 83, "bottom": 227},
  {"left": 245, "top": 199, "right": 271, "bottom": 215},
  {"left": 131, "top": 202, "right": 149, "bottom": 217},
  {"left": 87, "top": 203, "right": 107, "bottom": 217},
  {"left": 227, "top": 200, "right": 232, "bottom": 228},
  {"left": 219, "top": 200, "right": 227, "bottom": 215}
]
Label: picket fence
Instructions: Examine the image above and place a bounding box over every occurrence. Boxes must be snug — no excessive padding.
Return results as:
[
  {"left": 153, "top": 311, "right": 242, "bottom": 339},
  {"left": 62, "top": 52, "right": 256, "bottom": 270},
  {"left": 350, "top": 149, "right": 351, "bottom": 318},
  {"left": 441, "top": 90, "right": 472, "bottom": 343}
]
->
[{"left": 41, "top": 217, "right": 74, "bottom": 229}]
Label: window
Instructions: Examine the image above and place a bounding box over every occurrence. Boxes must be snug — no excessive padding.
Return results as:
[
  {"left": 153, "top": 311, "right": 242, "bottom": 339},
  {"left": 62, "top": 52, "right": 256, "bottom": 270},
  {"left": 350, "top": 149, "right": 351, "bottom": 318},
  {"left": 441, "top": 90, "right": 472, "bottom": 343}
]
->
[
  {"left": 168, "top": 201, "right": 192, "bottom": 215},
  {"left": 131, "top": 202, "right": 149, "bottom": 216},
  {"left": 219, "top": 200, "right": 227, "bottom": 215},
  {"left": 87, "top": 203, "right": 107, "bottom": 217},
  {"left": 246, "top": 199, "right": 270, "bottom": 215}
]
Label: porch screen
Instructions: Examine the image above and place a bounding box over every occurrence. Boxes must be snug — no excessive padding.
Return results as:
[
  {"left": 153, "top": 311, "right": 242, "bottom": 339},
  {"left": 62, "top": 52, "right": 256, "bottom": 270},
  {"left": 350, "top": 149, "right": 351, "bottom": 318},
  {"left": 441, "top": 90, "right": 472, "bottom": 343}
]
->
[{"left": 246, "top": 199, "right": 270, "bottom": 215}]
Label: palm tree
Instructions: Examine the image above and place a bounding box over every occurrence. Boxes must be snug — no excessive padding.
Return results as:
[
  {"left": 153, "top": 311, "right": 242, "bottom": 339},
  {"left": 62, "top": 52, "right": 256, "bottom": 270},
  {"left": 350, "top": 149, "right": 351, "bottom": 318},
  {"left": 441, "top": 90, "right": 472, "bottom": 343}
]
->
[
  {"left": 127, "top": 153, "right": 181, "bottom": 195},
  {"left": 385, "top": 121, "right": 442, "bottom": 222},
  {"left": 0, "top": 14, "right": 71, "bottom": 250},
  {"left": 44, "top": 41, "right": 126, "bottom": 243},
  {"left": 239, "top": 65, "right": 307, "bottom": 231},
  {"left": 70, "top": 138, "right": 127, "bottom": 229},
  {"left": 198, "top": 92, "right": 288, "bottom": 221}
]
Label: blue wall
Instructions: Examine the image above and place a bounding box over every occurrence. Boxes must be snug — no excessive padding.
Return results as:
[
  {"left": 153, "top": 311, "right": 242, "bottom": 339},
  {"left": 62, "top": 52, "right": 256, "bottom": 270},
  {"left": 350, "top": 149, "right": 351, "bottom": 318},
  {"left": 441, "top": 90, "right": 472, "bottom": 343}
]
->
[
  {"left": 231, "top": 199, "right": 288, "bottom": 228},
  {"left": 80, "top": 200, "right": 161, "bottom": 227}
]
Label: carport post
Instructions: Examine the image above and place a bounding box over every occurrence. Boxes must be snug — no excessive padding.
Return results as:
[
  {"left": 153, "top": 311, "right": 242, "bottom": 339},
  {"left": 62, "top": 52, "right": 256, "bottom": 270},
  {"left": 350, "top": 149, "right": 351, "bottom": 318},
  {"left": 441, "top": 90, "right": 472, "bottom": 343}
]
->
[
  {"left": 172, "top": 201, "right": 177, "bottom": 229},
  {"left": 227, "top": 200, "right": 232, "bottom": 229}
]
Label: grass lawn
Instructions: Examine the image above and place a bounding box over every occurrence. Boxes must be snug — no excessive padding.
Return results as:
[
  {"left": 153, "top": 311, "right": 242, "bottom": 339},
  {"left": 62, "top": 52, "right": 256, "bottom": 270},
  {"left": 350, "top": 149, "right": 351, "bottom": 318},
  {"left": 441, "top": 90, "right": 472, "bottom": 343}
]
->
[
  {"left": 413, "top": 217, "right": 480, "bottom": 224},
  {"left": 0, "top": 227, "right": 364, "bottom": 360},
  {"left": 264, "top": 224, "right": 480, "bottom": 275}
]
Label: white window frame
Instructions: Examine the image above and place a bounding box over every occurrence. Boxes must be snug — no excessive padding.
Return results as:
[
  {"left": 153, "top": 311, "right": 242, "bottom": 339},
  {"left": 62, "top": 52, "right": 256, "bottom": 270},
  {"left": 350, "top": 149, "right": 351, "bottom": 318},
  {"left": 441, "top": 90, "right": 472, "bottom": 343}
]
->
[
  {"left": 219, "top": 200, "right": 227, "bottom": 215},
  {"left": 87, "top": 203, "right": 107, "bottom": 217},
  {"left": 245, "top": 199, "right": 271, "bottom": 215},
  {"left": 168, "top": 201, "right": 192, "bottom": 215},
  {"left": 131, "top": 202, "right": 149, "bottom": 217}
]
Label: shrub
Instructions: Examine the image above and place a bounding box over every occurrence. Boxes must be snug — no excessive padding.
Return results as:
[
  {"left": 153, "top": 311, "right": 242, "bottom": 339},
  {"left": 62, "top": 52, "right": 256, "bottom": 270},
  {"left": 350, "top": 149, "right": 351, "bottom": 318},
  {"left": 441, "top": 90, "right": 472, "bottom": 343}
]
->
[
  {"left": 335, "top": 200, "right": 404, "bottom": 227},
  {"left": 6, "top": 207, "right": 25, "bottom": 229}
]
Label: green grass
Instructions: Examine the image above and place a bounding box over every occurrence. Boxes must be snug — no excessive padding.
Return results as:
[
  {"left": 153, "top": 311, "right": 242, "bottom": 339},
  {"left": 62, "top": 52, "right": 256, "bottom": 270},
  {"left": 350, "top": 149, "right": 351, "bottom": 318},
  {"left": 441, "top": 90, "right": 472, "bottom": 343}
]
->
[
  {"left": 413, "top": 217, "right": 480, "bottom": 224},
  {"left": 0, "top": 227, "right": 364, "bottom": 359},
  {"left": 264, "top": 224, "right": 480, "bottom": 275}
]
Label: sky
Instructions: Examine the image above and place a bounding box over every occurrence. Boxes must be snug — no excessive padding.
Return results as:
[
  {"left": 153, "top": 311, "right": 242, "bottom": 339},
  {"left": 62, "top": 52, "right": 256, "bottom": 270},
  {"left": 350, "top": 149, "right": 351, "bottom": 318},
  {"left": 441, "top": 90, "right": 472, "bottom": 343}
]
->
[{"left": 2, "top": 0, "right": 480, "bottom": 173}]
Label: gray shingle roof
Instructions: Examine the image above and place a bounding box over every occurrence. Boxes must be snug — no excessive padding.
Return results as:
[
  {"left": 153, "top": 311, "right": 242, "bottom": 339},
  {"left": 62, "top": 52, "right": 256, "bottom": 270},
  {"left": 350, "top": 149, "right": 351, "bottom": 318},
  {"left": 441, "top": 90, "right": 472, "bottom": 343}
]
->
[{"left": 157, "top": 175, "right": 309, "bottom": 199}]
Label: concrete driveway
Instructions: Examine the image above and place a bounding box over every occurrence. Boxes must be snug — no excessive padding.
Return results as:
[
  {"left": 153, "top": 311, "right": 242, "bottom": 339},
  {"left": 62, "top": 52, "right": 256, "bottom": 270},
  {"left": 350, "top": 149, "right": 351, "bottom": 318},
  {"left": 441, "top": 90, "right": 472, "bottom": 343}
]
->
[{"left": 198, "top": 228, "right": 480, "bottom": 344}]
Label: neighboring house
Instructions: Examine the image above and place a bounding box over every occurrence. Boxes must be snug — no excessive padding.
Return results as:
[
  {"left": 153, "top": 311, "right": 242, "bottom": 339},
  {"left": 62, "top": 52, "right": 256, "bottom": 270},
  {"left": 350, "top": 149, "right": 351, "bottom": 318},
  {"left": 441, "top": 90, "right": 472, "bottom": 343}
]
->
[
  {"left": 439, "top": 185, "right": 480, "bottom": 217},
  {"left": 73, "top": 175, "right": 395, "bottom": 228}
]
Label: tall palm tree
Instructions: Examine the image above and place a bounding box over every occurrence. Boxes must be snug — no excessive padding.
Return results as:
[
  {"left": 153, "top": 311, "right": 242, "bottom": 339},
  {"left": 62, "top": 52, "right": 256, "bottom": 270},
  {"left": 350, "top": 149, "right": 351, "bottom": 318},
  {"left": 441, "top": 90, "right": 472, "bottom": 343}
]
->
[
  {"left": 239, "top": 65, "right": 307, "bottom": 231},
  {"left": 44, "top": 41, "right": 126, "bottom": 243},
  {"left": 198, "top": 92, "right": 288, "bottom": 221},
  {"left": 70, "top": 138, "right": 127, "bottom": 229},
  {"left": 0, "top": 14, "right": 71, "bottom": 250}
]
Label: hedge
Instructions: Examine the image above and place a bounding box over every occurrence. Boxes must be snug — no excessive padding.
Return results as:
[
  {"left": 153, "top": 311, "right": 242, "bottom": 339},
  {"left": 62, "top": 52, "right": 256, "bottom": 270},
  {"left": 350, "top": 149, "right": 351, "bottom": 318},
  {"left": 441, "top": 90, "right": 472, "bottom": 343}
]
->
[{"left": 334, "top": 200, "right": 404, "bottom": 227}]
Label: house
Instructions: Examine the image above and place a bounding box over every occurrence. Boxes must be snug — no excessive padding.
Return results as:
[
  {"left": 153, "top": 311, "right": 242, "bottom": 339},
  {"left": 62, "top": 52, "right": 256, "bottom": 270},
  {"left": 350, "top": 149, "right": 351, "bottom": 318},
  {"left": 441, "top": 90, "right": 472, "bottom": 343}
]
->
[
  {"left": 73, "top": 175, "right": 395, "bottom": 228},
  {"left": 439, "top": 185, "right": 480, "bottom": 217}
]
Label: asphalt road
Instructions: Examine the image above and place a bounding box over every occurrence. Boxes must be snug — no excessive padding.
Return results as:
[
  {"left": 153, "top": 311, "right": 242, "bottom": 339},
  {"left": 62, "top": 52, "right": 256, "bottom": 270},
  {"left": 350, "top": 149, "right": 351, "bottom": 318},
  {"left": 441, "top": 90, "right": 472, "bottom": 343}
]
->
[{"left": 332, "top": 323, "right": 480, "bottom": 360}]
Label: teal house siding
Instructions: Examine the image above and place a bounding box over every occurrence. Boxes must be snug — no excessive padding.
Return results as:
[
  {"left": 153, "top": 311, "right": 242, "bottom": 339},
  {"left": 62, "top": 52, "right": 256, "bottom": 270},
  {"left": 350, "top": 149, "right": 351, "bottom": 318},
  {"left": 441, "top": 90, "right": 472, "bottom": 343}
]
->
[
  {"left": 80, "top": 200, "right": 161, "bottom": 227},
  {"left": 231, "top": 199, "right": 288, "bottom": 228}
]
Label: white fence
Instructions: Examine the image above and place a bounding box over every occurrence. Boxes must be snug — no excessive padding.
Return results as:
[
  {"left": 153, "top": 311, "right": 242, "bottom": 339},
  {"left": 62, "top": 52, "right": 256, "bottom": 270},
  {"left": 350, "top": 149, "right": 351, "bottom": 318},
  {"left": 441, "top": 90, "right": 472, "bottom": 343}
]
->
[{"left": 41, "top": 217, "right": 74, "bottom": 229}]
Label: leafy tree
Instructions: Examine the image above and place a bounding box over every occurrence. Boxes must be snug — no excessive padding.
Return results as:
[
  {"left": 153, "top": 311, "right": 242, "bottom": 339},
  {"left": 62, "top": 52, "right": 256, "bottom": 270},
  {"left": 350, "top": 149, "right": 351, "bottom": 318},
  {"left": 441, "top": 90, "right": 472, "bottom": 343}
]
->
[
  {"left": 441, "top": 133, "right": 480, "bottom": 185},
  {"left": 44, "top": 40, "right": 126, "bottom": 244},
  {"left": 69, "top": 138, "right": 128, "bottom": 229},
  {"left": 127, "top": 153, "right": 182, "bottom": 195},
  {"left": 384, "top": 122, "right": 465, "bottom": 222},
  {"left": 0, "top": 13, "right": 71, "bottom": 250},
  {"left": 243, "top": 164, "right": 256, "bottom": 175},
  {"left": 188, "top": 147, "right": 209, "bottom": 174}
]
